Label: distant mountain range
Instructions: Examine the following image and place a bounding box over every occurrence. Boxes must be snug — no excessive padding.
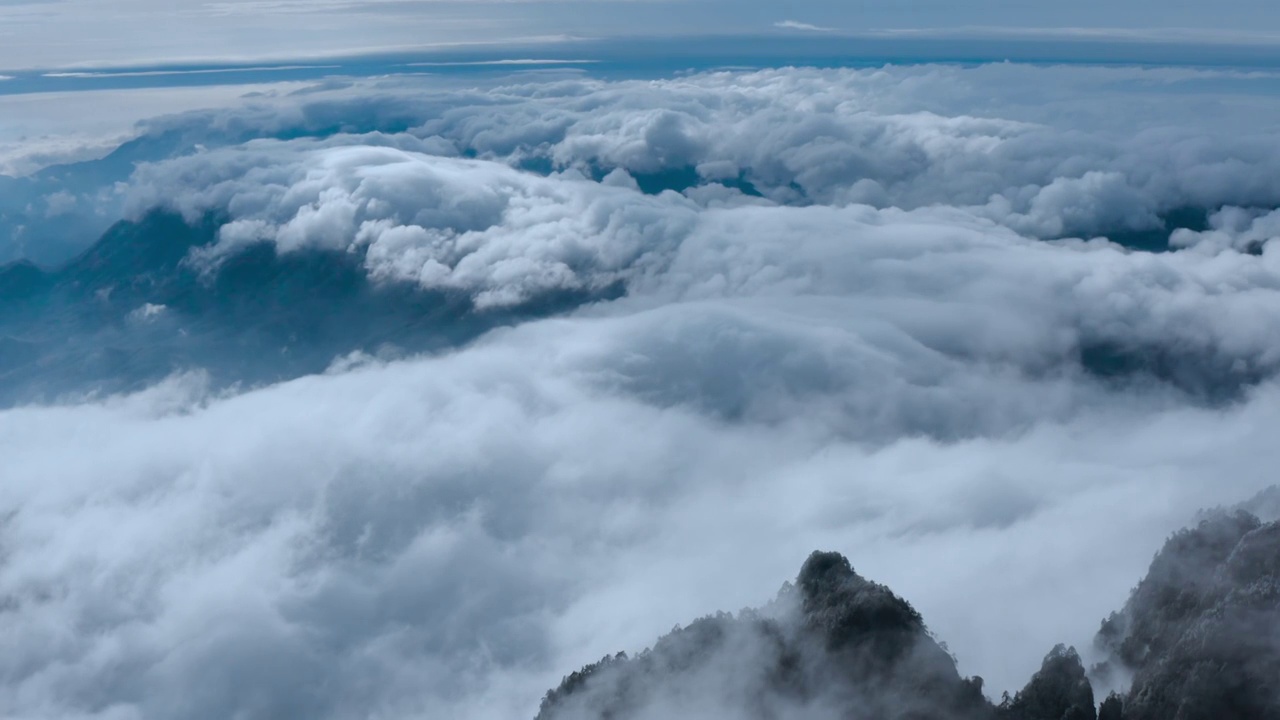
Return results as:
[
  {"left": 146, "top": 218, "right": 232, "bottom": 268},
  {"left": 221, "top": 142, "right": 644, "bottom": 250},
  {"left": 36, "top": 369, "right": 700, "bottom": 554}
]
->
[{"left": 0, "top": 210, "right": 609, "bottom": 406}]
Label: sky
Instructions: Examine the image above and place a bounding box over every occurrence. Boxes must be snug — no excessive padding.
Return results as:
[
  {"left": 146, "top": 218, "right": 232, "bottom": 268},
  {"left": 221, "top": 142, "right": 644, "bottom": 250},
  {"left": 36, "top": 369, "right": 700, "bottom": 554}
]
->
[
  {"left": 3, "top": 3, "right": 1280, "bottom": 720},
  {"left": 3, "top": 0, "right": 1280, "bottom": 69}
]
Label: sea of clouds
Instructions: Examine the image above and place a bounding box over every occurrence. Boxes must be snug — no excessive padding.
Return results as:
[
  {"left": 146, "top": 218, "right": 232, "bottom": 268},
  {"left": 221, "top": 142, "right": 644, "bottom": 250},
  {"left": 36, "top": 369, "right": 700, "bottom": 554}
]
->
[{"left": 3, "top": 62, "right": 1280, "bottom": 719}]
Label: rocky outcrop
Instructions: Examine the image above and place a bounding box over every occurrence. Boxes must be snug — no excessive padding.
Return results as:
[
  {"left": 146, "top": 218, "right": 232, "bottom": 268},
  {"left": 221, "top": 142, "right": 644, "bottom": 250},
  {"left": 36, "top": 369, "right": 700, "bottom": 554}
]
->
[
  {"left": 538, "top": 496, "right": 1280, "bottom": 720},
  {"left": 1092, "top": 510, "right": 1280, "bottom": 720},
  {"left": 536, "top": 551, "right": 991, "bottom": 720}
]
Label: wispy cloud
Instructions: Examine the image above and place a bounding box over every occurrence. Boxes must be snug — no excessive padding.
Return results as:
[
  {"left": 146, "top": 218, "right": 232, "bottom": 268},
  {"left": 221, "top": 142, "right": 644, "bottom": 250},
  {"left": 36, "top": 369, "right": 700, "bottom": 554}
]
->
[
  {"left": 773, "top": 19, "right": 835, "bottom": 33},
  {"left": 43, "top": 65, "right": 339, "bottom": 79},
  {"left": 402, "top": 58, "right": 597, "bottom": 67},
  {"left": 863, "top": 25, "right": 1280, "bottom": 44}
]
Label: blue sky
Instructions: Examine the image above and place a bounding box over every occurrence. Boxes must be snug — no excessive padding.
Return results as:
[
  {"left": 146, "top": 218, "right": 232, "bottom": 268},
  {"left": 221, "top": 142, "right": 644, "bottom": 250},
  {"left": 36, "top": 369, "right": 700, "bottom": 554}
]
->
[{"left": 3, "top": 0, "right": 1280, "bottom": 69}]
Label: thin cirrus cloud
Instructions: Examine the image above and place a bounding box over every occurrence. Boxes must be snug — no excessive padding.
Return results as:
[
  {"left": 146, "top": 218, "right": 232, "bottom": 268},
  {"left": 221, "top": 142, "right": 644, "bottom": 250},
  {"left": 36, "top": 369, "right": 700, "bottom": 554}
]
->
[{"left": 773, "top": 20, "right": 836, "bottom": 32}]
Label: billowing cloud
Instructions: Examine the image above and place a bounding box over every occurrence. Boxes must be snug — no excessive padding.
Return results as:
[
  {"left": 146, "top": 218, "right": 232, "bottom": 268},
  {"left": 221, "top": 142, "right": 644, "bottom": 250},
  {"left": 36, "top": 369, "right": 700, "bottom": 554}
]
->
[
  {"left": 3, "top": 286, "right": 1280, "bottom": 719},
  {"left": 129, "top": 145, "right": 696, "bottom": 308},
  {"left": 118, "top": 64, "right": 1280, "bottom": 239},
  {"left": 1172, "top": 206, "right": 1280, "bottom": 253},
  {"left": 12, "top": 63, "right": 1280, "bottom": 265}
]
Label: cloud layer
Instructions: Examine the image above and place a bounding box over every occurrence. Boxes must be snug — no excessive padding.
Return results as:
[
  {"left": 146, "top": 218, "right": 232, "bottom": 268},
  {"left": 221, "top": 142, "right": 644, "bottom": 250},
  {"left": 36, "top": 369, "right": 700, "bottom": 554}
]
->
[
  {"left": 15, "top": 63, "right": 1280, "bottom": 267},
  {"left": 3, "top": 63, "right": 1280, "bottom": 719}
]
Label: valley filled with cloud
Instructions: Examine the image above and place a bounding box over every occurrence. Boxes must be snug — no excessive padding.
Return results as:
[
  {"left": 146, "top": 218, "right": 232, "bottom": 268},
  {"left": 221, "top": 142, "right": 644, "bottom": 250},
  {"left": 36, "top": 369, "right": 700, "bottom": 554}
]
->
[{"left": 3, "top": 60, "right": 1280, "bottom": 718}]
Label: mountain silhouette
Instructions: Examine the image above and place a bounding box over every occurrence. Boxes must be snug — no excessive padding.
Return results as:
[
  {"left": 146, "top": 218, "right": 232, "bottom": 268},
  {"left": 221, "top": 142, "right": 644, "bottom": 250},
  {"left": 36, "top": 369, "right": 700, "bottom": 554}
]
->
[
  {"left": 0, "top": 210, "right": 616, "bottom": 406},
  {"left": 538, "top": 493, "right": 1280, "bottom": 720}
]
